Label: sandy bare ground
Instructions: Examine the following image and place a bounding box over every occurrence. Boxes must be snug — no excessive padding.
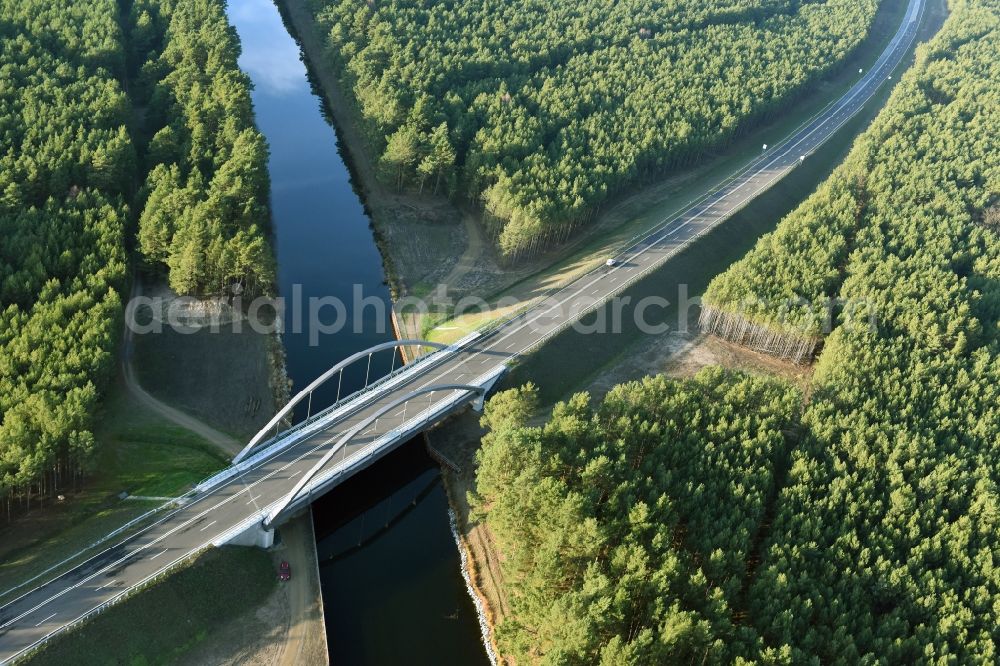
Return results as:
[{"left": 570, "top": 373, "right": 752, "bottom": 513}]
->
[
  {"left": 440, "top": 213, "right": 487, "bottom": 289},
  {"left": 583, "top": 330, "right": 813, "bottom": 403},
  {"left": 273, "top": 515, "right": 328, "bottom": 666},
  {"left": 122, "top": 281, "right": 242, "bottom": 456},
  {"left": 280, "top": 0, "right": 923, "bottom": 354},
  {"left": 428, "top": 425, "right": 510, "bottom": 659}
]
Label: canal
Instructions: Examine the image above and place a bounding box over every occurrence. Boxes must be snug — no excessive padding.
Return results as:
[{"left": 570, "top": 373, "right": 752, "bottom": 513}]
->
[{"left": 225, "top": 0, "right": 490, "bottom": 663}]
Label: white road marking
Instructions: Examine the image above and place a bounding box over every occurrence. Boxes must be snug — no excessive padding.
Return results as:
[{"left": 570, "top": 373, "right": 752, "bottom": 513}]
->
[
  {"left": 289, "top": 470, "right": 302, "bottom": 478},
  {"left": 199, "top": 520, "right": 217, "bottom": 532},
  {"left": 96, "top": 580, "right": 116, "bottom": 591},
  {"left": 0, "top": 424, "right": 354, "bottom": 634},
  {"left": 150, "top": 549, "right": 168, "bottom": 560},
  {"left": 35, "top": 613, "right": 56, "bottom": 627}
]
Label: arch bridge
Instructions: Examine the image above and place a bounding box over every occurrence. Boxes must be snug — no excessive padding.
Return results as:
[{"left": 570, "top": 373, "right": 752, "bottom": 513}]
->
[{"left": 208, "top": 332, "right": 508, "bottom": 547}]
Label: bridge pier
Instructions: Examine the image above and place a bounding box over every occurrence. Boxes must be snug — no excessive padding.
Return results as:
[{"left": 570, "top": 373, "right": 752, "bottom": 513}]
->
[
  {"left": 224, "top": 522, "right": 275, "bottom": 549},
  {"left": 472, "top": 369, "right": 506, "bottom": 412}
]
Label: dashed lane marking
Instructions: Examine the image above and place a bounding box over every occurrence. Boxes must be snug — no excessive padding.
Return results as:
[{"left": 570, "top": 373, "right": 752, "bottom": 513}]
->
[{"left": 35, "top": 613, "right": 56, "bottom": 627}]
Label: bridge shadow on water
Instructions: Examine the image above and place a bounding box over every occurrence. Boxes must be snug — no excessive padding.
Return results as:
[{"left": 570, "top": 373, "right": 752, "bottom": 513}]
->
[{"left": 310, "top": 437, "right": 490, "bottom": 666}]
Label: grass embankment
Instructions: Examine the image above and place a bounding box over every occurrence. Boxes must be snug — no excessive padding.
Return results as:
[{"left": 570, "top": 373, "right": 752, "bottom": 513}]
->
[
  {"left": 0, "top": 285, "right": 296, "bottom": 650},
  {"left": 130, "top": 294, "right": 283, "bottom": 442},
  {"left": 0, "top": 384, "right": 228, "bottom": 607},
  {"left": 22, "top": 546, "right": 276, "bottom": 666},
  {"left": 504, "top": 97, "right": 890, "bottom": 405},
  {"left": 507, "top": 0, "right": 947, "bottom": 407},
  {"left": 279, "top": 0, "right": 902, "bottom": 326}
]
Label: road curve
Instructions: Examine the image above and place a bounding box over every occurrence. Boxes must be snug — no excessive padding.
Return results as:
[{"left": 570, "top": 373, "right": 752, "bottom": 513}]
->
[{"left": 0, "top": 0, "right": 924, "bottom": 661}]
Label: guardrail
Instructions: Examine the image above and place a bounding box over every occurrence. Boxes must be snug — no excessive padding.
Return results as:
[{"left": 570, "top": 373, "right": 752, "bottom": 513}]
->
[
  {"left": 282, "top": 365, "right": 508, "bottom": 512},
  {"left": 214, "top": 364, "right": 508, "bottom": 541},
  {"left": 11, "top": 545, "right": 207, "bottom": 664},
  {"left": 2, "top": 3, "right": 924, "bottom": 658},
  {"left": 1, "top": 331, "right": 490, "bottom": 634},
  {"left": 0, "top": 500, "right": 179, "bottom": 608},
  {"left": 7, "top": 363, "right": 508, "bottom": 663}
]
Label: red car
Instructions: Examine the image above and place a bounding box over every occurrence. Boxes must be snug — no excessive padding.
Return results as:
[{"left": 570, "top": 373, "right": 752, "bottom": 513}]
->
[{"left": 278, "top": 561, "right": 291, "bottom": 581}]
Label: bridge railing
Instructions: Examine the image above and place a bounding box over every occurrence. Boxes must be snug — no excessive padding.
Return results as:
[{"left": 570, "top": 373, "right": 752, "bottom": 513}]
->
[
  {"left": 4, "top": 7, "right": 927, "bottom": 660},
  {"left": 235, "top": 338, "right": 461, "bottom": 464},
  {"left": 244, "top": 341, "right": 440, "bottom": 451},
  {"left": 12, "top": 544, "right": 207, "bottom": 664},
  {"left": 209, "top": 364, "right": 507, "bottom": 543}
]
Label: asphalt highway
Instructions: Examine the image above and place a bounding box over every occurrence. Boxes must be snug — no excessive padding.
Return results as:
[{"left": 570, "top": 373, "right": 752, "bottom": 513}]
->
[{"left": 0, "top": 0, "right": 923, "bottom": 659}]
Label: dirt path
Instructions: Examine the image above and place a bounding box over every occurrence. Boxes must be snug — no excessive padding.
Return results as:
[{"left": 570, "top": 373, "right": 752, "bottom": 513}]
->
[
  {"left": 273, "top": 514, "right": 328, "bottom": 666},
  {"left": 176, "top": 513, "right": 328, "bottom": 666},
  {"left": 122, "top": 281, "right": 242, "bottom": 456},
  {"left": 440, "top": 213, "right": 486, "bottom": 287},
  {"left": 127, "top": 278, "right": 328, "bottom": 666}
]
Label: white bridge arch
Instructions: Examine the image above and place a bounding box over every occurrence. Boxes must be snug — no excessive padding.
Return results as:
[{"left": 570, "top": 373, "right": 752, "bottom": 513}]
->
[{"left": 234, "top": 339, "right": 449, "bottom": 464}]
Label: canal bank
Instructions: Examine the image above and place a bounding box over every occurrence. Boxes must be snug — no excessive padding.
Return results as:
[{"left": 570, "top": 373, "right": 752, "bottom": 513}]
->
[
  {"left": 275, "top": 0, "right": 468, "bottom": 302},
  {"left": 276, "top": 0, "right": 922, "bottom": 346}
]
